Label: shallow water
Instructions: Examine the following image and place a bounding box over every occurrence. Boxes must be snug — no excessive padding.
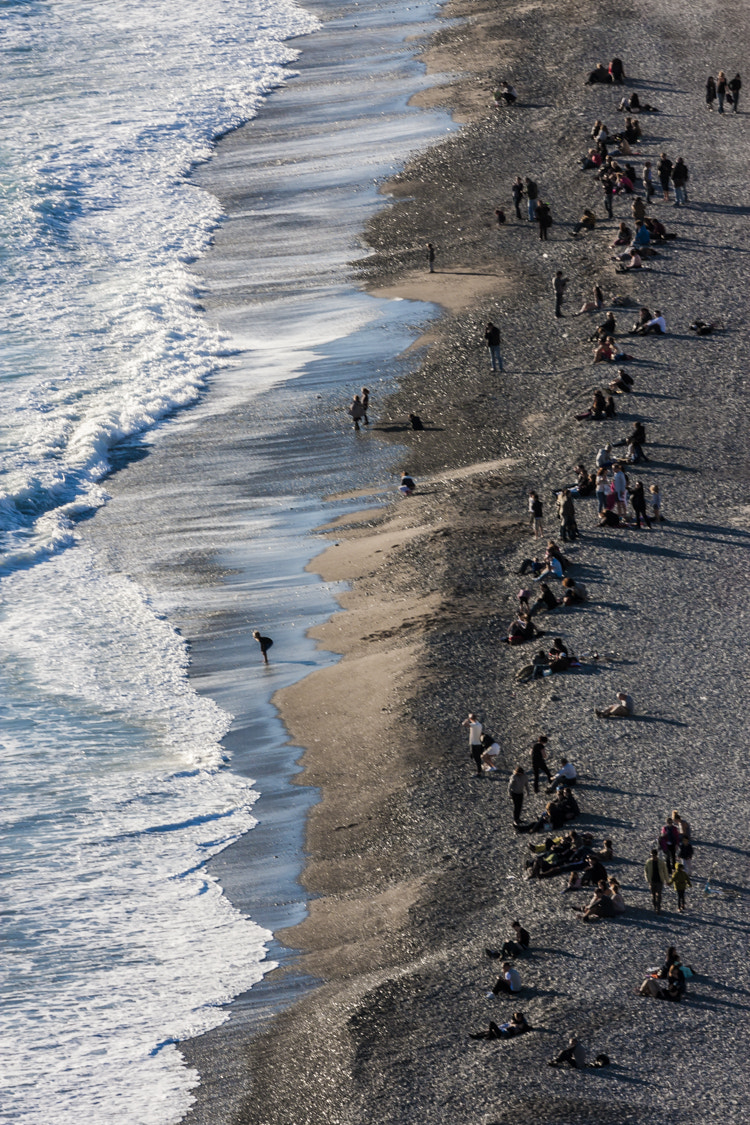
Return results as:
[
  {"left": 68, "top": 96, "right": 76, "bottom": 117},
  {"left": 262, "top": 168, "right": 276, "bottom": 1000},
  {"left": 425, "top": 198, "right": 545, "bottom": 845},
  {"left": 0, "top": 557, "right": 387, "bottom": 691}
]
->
[{"left": 1, "top": 0, "right": 452, "bottom": 1120}]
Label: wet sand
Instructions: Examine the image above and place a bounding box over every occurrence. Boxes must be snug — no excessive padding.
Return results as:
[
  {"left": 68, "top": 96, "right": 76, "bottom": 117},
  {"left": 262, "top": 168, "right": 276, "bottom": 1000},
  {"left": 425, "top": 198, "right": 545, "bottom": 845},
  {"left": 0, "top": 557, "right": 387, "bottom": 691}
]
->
[{"left": 225, "top": 0, "right": 750, "bottom": 1120}]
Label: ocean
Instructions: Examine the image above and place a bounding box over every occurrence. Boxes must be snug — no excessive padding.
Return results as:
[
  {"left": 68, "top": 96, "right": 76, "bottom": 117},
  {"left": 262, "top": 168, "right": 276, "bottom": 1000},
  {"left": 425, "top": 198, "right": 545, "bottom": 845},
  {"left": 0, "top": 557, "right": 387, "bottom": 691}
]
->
[{"left": 0, "top": 0, "right": 451, "bottom": 1121}]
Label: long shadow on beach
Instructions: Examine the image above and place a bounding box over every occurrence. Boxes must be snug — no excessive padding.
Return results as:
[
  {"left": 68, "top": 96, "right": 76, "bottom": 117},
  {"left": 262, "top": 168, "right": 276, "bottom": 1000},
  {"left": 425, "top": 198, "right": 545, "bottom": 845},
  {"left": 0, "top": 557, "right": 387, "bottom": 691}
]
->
[{"left": 583, "top": 534, "right": 699, "bottom": 560}]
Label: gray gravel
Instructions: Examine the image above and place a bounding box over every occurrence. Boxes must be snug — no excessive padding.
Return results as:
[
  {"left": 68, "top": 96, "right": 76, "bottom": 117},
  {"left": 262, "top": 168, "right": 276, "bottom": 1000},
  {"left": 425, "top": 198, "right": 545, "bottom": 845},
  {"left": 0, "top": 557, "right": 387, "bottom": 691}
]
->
[{"left": 231, "top": 0, "right": 750, "bottom": 1119}]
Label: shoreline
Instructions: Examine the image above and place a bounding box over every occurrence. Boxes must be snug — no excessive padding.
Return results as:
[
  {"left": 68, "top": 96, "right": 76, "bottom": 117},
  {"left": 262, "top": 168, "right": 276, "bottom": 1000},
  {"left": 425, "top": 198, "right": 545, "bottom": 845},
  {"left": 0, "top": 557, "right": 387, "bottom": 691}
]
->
[{"left": 232, "top": 0, "right": 750, "bottom": 1119}]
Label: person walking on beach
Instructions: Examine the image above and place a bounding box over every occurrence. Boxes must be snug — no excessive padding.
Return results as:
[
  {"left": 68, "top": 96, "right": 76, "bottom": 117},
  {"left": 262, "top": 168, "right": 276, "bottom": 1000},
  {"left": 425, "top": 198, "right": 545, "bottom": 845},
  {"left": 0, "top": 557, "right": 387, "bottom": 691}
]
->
[
  {"left": 348, "top": 394, "right": 366, "bottom": 431},
  {"left": 552, "top": 270, "right": 567, "bottom": 318},
  {"left": 644, "top": 847, "right": 664, "bottom": 913},
  {"left": 511, "top": 176, "right": 524, "bottom": 219},
  {"left": 670, "top": 860, "right": 692, "bottom": 912},
  {"left": 252, "top": 630, "right": 274, "bottom": 665},
  {"left": 728, "top": 72, "right": 742, "bottom": 112},
  {"left": 508, "top": 766, "right": 530, "bottom": 824},
  {"left": 462, "top": 712, "right": 484, "bottom": 777},
  {"left": 531, "top": 735, "right": 552, "bottom": 792},
  {"left": 426, "top": 242, "right": 436, "bottom": 272},
  {"left": 484, "top": 321, "right": 503, "bottom": 371},
  {"left": 360, "top": 387, "right": 370, "bottom": 425},
  {"left": 717, "top": 70, "right": 727, "bottom": 113},
  {"left": 642, "top": 160, "right": 654, "bottom": 202}
]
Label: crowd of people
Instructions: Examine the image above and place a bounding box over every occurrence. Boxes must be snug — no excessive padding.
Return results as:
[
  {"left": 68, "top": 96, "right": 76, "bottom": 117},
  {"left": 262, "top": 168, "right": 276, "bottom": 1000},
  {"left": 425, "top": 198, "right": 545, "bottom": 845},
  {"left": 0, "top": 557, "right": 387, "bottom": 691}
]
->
[{"left": 459, "top": 54, "right": 730, "bottom": 1058}]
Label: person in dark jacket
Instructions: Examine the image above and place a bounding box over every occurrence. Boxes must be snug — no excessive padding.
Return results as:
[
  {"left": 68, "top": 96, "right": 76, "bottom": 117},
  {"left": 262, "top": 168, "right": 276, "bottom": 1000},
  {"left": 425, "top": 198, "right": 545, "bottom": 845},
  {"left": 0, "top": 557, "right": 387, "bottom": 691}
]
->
[
  {"left": 644, "top": 847, "right": 664, "bottom": 913},
  {"left": 717, "top": 71, "right": 728, "bottom": 112},
  {"left": 252, "top": 630, "right": 274, "bottom": 664},
  {"left": 484, "top": 321, "right": 503, "bottom": 371},
  {"left": 536, "top": 200, "right": 552, "bottom": 241},
  {"left": 671, "top": 157, "right": 689, "bottom": 206},
  {"left": 531, "top": 735, "right": 552, "bottom": 792},
  {"left": 706, "top": 75, "right": 717, "bottom": 111},
  {"left": 585, "top": 63, "right": 612, "bottom": 85},
  {"left": 629, "top": 481, "right": 652, "bottom": 528},
  {"left": 728, "top": 72, "right": 742, "bottom": 112},
  {"left": 656, "top": 153, "right": 673, "bottom": 200},
  {"left": 511, "top": 176, "right": 524, "bottom": 218}
]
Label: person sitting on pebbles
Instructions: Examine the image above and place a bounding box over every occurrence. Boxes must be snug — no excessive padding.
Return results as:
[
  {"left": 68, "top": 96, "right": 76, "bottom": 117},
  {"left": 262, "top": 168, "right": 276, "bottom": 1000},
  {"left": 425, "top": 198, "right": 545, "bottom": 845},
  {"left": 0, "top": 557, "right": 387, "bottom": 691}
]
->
[
  {"left": 596, "top": 691, "right": 634, "bottom": 718},
  {"left": 488, "top": 961, "right": 522, "bottom": 996},
  {"left": 639, "top": 962, "right": 686, "bottom": 1001},
  {"left": 634, "top": 309, "right": 667, "bottom": 335},
  {"left": 399, "top": 471, "right": 416, "bottom": 495},
  {"left": 562, "top": 577, "right": 588, "bottom": 605},
  {"left": 547, "top": 757, "right": 578, "bottom": 790},
  {"left": 548, "top": 1035, "right": 586, "bottom": 1068}
]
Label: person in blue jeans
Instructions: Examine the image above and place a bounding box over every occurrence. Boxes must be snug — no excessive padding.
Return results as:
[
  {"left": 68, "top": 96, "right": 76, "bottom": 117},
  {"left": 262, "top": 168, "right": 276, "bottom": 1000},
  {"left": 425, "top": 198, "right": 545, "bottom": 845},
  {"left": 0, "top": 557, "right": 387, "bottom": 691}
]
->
[{"left": 525, "top": 176, "right": 538, "bottom": 220}]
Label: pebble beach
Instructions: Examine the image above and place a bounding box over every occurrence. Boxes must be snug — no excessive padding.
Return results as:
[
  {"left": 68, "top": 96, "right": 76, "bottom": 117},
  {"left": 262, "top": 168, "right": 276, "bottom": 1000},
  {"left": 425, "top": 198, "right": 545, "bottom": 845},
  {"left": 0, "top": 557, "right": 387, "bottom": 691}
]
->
[{"left": 184, "top": 0, "right": 750, "bottom": 1120}]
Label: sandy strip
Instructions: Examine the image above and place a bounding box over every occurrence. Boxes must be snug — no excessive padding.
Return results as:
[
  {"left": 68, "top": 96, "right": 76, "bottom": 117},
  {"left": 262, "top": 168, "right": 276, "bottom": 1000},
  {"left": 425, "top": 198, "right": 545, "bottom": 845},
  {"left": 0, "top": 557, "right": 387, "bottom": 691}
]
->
[{"left": 236, "top": 0, "right": 750, "bottom": 1120}]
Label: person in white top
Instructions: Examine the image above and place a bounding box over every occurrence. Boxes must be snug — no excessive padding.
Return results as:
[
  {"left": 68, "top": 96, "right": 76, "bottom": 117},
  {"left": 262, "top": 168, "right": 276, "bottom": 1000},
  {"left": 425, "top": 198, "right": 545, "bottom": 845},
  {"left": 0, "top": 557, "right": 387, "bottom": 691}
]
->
[
  {"left": 489, "top": 962, "right": 522, "bottom": 996},
  {"left": 462, "top": 712, "right": 483, "bottom": 776},
  {"left": 638, "top": 310, "right": 666, "bottom": 334},
  {"left": 613, "top": 464, "right": 628, "bottom": 516},
  {"left": 547, "top": 757, "right": 578, "bottom": 790}
]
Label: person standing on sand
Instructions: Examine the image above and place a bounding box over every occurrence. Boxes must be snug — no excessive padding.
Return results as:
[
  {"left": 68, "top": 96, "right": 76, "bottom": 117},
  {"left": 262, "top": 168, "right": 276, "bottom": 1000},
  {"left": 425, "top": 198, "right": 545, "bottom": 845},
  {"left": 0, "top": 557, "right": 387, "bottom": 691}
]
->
[
  {"left": 511, "top": 176, "right": 524, "bottom": 219},
  {"left": 360, "top": 387, "right": 370, "bottom": 425},
  {"left": 252, "top": 630, "right": 274, "bottom": 665},
  {"left": 484, "top": 321, "right": 503, "bottom": 371},
  {"left": 508, "top": 766, "right": 530, "bottom": 824},
  {"left": 462, "top": 712, "right": 484, "bottom": 777},
  {"left": 671, "top": 158, "right": 689, "bottom": 206},
  {"left": 529, "top": 490, "right": 543, "bottom": 538},
  {"left": 552, "top": 270, "right": 567, "bottom": 318},
  {"left": 426, "top": 242, "right": 435, "bottom": 272},
  {"left": 644, "top": 847, "right": 664, "bottom": 913}
]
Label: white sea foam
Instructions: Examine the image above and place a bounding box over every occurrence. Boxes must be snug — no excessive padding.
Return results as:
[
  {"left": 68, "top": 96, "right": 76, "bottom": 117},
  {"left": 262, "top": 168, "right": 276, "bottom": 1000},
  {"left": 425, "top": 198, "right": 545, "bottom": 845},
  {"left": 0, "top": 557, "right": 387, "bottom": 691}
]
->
[
  {"left": 0, "top": 549, "right": 273, "bottom": 1124},
  {"left": 0, "top": 0, "right": 318, "bottom": 566},
  {"left": 0, "top": 0, "right": 318, "bottom": 1120}
]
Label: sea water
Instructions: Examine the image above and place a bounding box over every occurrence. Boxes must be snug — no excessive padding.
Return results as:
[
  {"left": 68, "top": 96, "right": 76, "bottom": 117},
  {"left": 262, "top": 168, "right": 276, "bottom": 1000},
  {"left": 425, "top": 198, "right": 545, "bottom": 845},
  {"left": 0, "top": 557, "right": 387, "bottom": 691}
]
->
[
  {"left": 0, "top": 1, "right": 317, "bottom": 1121},
  {"left": 0, "top": 0, "right": 451, "bottom": 1120}
]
